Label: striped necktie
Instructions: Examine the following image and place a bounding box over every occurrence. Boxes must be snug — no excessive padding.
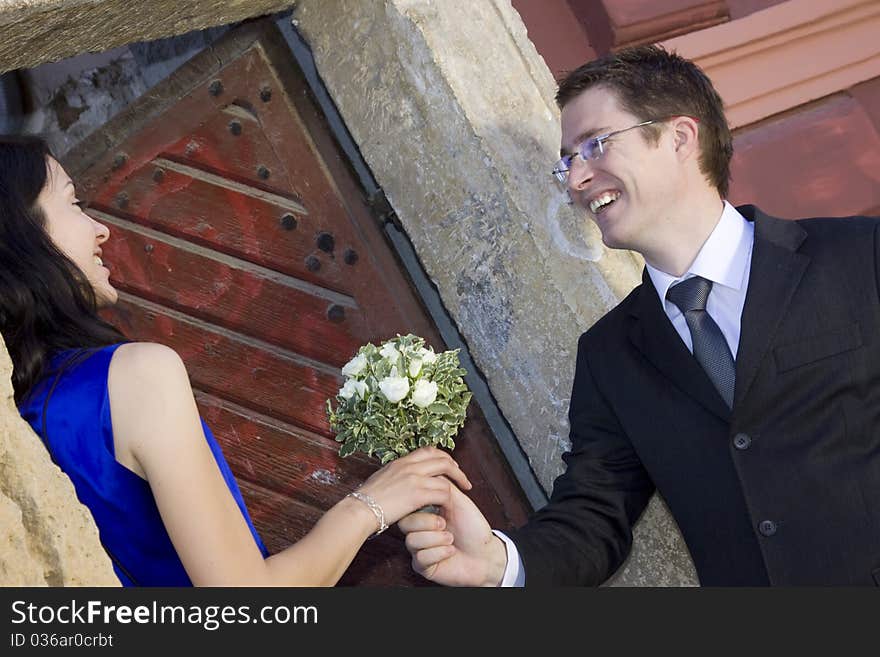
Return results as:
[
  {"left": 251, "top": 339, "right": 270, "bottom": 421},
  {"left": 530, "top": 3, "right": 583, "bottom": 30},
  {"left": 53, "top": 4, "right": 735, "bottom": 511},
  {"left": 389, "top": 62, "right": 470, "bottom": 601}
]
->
[{"left": 666, "top": 276, "right": 736, "bottom": 408}]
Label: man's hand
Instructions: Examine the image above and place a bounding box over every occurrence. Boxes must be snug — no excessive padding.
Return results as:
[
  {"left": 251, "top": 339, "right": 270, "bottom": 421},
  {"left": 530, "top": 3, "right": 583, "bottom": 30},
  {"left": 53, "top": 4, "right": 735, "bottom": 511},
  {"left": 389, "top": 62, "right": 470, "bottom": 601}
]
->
[{"left": 398, "top": 484, "right": 508, "bottom": 586}]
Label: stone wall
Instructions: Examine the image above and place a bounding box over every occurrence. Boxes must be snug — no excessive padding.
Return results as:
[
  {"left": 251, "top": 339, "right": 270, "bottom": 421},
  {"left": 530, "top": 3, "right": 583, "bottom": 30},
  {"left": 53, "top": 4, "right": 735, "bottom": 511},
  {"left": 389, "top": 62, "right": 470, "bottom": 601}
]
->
[
  {"left": 11, "top": 25, "right": 230, "bottom": 159},
  {"left": 0, "top": 0, "right": 294, "bottom": 73},
  {"left": 293, "top": 0, "right": 697, "bottom": 585},
  {"left": 0, "top": 0, "right": 699, "bottom": 585},
  {"left": 0, "top": 337, "right": 118, "bottom": 586}
]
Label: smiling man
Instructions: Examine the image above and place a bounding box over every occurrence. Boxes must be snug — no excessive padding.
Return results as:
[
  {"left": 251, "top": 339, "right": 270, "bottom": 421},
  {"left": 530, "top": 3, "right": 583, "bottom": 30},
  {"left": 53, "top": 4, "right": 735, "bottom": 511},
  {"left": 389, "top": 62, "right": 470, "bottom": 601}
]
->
[{"left": 399, "top": 45, "right": 880, "bottom": 586}]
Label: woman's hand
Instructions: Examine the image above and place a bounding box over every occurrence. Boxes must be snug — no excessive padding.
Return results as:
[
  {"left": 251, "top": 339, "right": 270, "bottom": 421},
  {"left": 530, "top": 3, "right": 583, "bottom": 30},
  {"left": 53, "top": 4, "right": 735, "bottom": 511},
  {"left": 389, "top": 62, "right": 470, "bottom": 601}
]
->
[{"left": 356, "top": 447, "right": 472, "bottom": 527}]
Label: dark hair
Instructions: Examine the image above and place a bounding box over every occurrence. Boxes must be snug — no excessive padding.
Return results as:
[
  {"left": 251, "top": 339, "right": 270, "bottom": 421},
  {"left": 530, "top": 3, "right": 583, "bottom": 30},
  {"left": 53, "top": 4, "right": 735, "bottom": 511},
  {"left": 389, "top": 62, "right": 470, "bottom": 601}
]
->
[
  {"left": 0, "top": 135, "right": 125, "bottom": 402},
  {"left": 556, "top": 45, "right": 732, "bottom": 197}
]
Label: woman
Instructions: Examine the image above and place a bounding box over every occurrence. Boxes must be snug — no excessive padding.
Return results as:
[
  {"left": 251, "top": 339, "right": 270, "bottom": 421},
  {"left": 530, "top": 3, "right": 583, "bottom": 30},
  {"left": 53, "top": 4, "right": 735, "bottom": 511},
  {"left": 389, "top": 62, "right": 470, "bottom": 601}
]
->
[{"left": 0, "top": 135, "right": 463, "bottom": 586}]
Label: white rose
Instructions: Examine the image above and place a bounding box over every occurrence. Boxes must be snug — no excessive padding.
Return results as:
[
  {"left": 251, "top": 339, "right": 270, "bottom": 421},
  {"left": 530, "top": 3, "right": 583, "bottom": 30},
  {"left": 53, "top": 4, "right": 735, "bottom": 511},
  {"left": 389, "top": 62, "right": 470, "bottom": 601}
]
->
[
  {"left": 341, "top": 353, "right": 367, "bottom": 377},
  {"left": 378, "top": 371, "right": 410, "bottom": 403},
  {"left": 353, "top": 380, "right": 368, "bottom": 399},
  {"left": 409, "top": 358, "right": 423, "bottom": 377},
  {"left": 419, "top": 347, "right": 437, "bottom": 364},
  {"left": 339, "top": 378, "right": 368, "bottom": 400},
  {"left": 411, "top": 379, "right": 438, "bottom": 408},
  {"left": 379, "top": 342, "right": 400, "bottom": 363}
]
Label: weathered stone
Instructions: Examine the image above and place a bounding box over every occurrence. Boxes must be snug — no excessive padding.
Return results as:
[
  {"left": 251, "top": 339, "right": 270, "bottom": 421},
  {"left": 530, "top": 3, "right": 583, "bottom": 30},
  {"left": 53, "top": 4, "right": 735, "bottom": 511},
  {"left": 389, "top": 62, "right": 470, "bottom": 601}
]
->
[
  {"left": 0, "top": 0, "right": 295, "bottom": 73},
  {"left": 0, "top": 492, "right": 45, "bottom": 585},
  {"left": 21, "top": 48, "right": 148, "bottom": 158},
  {"left": 293, "top": 0, "right": 697, "bottom": 585},
  {"left": 0, "top": 336, "right": 118, "bottom": 586}
]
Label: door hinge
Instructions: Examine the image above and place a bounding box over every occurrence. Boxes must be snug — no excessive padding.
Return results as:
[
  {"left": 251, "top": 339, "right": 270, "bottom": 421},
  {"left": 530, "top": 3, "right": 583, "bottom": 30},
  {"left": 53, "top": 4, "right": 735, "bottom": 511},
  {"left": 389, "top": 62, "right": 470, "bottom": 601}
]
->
[{"left": 368, "top": 190, "right": 403, "bottom": 231}]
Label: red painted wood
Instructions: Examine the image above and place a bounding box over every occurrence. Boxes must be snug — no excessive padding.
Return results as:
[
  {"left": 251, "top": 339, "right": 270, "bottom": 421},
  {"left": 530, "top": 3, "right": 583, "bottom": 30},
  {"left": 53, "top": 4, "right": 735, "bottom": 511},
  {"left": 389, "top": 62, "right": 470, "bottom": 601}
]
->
[
  {"left": 158, "top": 109, "right": 371, "bottom": 293},
  {"left": 237, "top": 481, "right": 432, "bottom": 586},
  {"left": 729, "top": 94, "right": 880, "bottom": 219},
  {"left": 196, "top": 392, "right": 377, "bottom": 505},
  {"left": 105, "top": 297, "right": 341, "bottom": 437},
  {"left": 89, "top": 150, "right": 359, "bottom": 297},
  {"left": 159, "top": 102, "right": 323, "bottom": 205},
  {"left": 100, "top": 220, "right": 365, "bottom": 367},
  {"left": 80, "top": 22, "right": 533, "bottom": 585},
  {"left": 197, "top": 390, "right": 527, "bottom": 530}
]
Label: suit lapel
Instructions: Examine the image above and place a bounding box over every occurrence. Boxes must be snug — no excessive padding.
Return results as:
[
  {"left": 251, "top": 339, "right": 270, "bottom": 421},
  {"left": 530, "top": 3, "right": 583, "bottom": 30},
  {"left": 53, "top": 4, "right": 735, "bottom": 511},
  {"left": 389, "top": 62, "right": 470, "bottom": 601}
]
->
[
  {"left": 734, "top": 205, "right": 810, "bottom": 408},
  {"left": 628, "top": 270, "right": 731, "bottom": 422},
  {"left": 626, "top": 205, "right": 810, "bottom": 422}
]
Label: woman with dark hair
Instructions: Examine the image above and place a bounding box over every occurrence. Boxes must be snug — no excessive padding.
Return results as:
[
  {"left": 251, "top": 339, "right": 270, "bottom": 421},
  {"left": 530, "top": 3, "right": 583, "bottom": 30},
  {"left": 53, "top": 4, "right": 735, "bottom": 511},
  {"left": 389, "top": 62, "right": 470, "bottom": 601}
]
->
[{"left": 1, "top": 135, "right": 466, "bottom": 586}]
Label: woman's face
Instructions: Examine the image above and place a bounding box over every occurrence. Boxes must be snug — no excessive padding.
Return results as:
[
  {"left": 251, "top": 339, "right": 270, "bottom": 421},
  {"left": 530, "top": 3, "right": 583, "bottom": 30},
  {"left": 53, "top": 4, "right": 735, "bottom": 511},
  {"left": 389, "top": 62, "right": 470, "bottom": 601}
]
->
[{"left": 37, "top": 157, "right": 117, "bottom": 307}]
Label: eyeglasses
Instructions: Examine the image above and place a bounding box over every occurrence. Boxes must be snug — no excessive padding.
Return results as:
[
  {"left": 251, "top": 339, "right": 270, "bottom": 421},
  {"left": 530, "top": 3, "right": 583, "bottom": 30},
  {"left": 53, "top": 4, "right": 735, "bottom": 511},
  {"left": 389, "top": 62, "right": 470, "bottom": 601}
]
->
[{"left": 552, "top": 119, "right": 658, "bottom": 184}]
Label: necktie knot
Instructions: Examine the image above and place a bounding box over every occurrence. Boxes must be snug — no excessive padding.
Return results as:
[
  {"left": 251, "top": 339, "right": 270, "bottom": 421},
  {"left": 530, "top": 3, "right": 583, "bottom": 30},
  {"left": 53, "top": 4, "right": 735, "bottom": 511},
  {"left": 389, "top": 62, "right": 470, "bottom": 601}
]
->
[{"left": 666, "top": 275, "right": 712, "bottom": 313}]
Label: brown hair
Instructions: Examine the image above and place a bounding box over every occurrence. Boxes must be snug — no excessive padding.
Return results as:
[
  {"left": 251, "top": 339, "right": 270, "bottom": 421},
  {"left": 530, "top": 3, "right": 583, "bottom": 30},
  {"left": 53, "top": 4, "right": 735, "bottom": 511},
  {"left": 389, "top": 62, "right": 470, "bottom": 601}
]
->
[
  {"left": 0, "top": 135, "right": 125, "bottom": 402},
  {"left": 556, "top": 45, "right": 732, "bottom": 196}
]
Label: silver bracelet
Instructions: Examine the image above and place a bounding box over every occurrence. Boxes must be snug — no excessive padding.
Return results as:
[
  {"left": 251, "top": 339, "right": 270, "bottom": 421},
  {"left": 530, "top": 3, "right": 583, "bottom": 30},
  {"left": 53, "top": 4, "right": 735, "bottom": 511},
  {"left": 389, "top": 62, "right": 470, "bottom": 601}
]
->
[{"left": 347, "top": 491, "right": 388, "bottom": 536}]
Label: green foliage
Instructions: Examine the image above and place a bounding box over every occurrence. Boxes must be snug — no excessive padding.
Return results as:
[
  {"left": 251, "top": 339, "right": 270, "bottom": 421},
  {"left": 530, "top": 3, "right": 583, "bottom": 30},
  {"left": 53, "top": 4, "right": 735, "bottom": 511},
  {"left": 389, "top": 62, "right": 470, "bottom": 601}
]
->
[{"left": 326, "top": 334, "right": 472, "bottom": 462}]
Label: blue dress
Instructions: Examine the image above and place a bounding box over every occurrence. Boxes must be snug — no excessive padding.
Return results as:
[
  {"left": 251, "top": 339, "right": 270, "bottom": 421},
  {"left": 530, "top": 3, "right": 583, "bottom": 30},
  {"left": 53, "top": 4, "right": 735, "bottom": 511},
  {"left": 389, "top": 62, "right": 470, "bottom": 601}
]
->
[{"left": 18, "top": 343, "right": 268, "bottom": 586}]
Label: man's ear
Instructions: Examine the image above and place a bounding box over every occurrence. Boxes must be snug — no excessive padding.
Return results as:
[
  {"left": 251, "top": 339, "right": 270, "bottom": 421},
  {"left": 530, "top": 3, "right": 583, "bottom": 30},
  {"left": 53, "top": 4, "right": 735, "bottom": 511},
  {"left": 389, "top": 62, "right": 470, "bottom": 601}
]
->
[{"left": 671, "top": 116, "right": 700, "bottom": 160}]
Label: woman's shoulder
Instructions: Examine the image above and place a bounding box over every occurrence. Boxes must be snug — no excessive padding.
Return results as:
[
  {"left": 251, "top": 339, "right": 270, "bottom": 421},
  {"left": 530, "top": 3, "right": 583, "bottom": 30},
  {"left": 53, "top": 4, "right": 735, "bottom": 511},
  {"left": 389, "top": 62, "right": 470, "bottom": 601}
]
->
[
  {"left": 108, "top": 342, "right": 200, "bottom": 452},
  {"left": 109, "top": 342, "right": 192, "bottom": 395},
  {"left": 111, "top": 342, "right": 187, "bottom": 372}
]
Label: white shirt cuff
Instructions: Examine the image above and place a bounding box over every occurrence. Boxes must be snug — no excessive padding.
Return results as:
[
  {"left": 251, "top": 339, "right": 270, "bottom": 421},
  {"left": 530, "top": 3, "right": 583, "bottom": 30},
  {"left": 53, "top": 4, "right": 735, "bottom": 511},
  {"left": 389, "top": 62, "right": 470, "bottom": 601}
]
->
[{"left": 492, "top": 530, "right": 525, "bottom": 587}]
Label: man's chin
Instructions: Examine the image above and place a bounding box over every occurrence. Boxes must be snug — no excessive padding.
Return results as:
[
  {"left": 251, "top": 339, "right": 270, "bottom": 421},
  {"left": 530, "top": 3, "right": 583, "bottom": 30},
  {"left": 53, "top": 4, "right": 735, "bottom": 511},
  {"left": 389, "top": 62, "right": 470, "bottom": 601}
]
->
[{"left": 597, "top": 226, "right": 628, "bottom": 251}]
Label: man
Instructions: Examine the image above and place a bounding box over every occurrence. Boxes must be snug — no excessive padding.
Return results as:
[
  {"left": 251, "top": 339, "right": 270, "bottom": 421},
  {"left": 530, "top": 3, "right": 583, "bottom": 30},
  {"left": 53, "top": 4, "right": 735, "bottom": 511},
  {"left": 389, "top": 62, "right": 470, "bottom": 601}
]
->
[{"left": 399, "top": 45, "right": 880, "bottom": 586}]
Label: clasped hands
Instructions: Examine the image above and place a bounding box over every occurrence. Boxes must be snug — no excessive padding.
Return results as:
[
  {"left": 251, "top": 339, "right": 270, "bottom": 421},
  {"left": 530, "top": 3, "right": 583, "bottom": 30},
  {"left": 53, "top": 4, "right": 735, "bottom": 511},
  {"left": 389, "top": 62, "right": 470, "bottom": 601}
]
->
[
  {"left": 398, "top": 480, "right": 509, "bottom": 587},
  {"left": 349, "top": 446, "right": 507, "bottom": 586}
]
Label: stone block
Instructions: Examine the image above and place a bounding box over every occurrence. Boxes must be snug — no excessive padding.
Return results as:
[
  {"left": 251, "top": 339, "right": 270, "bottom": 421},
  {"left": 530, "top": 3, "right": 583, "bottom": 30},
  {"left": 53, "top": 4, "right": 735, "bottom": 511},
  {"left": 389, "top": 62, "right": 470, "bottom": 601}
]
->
[
  {"left": 293, "top": 0, "right": 696, "bottom": 585},
  {"left": 0, "top": 0, "right": 295, "bottom": 72},
  {"left": 0, "top": 336, "right": 118, "bottom": 586}
]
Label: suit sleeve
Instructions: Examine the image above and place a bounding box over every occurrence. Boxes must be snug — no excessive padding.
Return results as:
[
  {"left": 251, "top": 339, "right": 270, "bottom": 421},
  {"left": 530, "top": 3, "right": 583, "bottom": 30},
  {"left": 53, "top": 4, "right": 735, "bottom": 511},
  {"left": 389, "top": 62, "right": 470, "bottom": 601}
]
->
[{"left": 506, "top": 333, "right": 655, "bottom": 586}]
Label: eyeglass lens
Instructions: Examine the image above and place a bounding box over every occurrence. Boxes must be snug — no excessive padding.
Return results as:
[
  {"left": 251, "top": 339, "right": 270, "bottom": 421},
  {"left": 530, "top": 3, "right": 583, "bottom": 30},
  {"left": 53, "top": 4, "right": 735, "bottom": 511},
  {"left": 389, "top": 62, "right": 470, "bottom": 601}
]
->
[{"left": 554, "top": 137, "right": 601, "bottom": 183}]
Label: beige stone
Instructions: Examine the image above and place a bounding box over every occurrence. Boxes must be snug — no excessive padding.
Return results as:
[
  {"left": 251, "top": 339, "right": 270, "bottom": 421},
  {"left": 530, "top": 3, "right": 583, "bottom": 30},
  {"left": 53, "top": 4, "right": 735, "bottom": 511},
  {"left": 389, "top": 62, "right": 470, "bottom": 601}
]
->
[
  {"left": 0, "top": 0, "right": 697, "bottom": 585},
  {"left": 0, "top": 0, "right": 295, "bottom": 73},
  {"left": 0, "top": 492, "right": 45, "bottom": 585},
  {"left": 0, "top": 335, "right": 118, "bottom": 586},
  {"left": 293, "top": 0, "right": 697, "bottom": 585}
]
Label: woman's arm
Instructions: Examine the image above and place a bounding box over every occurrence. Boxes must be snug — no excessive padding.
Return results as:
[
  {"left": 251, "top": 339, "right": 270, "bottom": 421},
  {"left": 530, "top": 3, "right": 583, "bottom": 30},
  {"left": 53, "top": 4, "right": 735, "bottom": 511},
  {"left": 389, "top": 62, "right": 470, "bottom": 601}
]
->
[{"left": 108, "top": 342, "right": 469, "bottom": 586}]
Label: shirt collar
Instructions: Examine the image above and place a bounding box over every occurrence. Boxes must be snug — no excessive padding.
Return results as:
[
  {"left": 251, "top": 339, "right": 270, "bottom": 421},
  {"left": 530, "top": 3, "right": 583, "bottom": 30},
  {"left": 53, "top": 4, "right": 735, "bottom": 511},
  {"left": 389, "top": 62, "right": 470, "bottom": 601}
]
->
[{"left": 646, "top": 201, "right": 753, "bottom": 303}]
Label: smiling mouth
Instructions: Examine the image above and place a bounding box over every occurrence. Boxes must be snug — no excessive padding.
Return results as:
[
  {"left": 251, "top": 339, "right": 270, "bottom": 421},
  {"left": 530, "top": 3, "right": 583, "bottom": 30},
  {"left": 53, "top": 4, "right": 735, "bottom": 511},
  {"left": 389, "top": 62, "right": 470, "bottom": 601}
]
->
[
  {"left": 94, "top": 255, "right": 105, "bottom": 267},
  {"left": 589, "top": 191, "right": 621, "bottom": 215}
]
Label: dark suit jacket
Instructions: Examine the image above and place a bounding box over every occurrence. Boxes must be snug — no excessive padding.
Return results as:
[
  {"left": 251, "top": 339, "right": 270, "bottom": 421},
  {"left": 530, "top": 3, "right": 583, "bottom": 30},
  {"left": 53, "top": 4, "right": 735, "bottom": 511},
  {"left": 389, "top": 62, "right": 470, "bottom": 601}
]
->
[{"left": 508, "top": 205, "right": 880, "bottom": 586}]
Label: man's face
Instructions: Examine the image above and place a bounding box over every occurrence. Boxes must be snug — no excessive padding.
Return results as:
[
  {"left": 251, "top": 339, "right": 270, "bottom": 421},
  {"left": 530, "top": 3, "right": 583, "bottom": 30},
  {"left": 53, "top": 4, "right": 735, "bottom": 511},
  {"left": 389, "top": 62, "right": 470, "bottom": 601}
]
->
[{"left": 561, "top": 86, "right": 678, "bottom": 253}]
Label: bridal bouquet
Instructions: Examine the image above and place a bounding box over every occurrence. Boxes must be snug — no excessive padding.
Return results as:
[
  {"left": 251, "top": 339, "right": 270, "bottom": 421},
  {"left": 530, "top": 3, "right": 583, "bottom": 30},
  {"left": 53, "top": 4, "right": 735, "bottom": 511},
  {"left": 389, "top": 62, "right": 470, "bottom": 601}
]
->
[{"left": 326, "top": 334, "right": 472, "bottom": 463}]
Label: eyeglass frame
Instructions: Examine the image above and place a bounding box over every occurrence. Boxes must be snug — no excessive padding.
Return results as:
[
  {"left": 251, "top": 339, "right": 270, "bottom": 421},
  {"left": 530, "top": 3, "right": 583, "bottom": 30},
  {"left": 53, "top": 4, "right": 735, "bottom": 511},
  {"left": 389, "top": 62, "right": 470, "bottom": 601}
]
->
[{"left": 552, "top": 116, "right": 699, "bottom": 184}]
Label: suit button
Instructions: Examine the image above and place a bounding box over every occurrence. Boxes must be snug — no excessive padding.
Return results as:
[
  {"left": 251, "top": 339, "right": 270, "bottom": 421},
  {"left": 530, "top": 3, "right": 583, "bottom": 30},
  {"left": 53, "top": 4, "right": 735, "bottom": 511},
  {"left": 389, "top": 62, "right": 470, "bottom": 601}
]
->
[
  {"left": 733, "top": 433, "right": 752, "bottom": 450},
  {"left": 758, "top": 520, "right": 777, "bottom": 537}
]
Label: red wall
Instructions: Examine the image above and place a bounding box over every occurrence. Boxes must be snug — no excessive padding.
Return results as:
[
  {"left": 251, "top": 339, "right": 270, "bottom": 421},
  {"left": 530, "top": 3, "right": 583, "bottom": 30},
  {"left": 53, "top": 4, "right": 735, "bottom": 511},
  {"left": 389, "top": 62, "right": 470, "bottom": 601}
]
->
[{"left": 512, "top": 0, "right": 880, "bottom": 219}]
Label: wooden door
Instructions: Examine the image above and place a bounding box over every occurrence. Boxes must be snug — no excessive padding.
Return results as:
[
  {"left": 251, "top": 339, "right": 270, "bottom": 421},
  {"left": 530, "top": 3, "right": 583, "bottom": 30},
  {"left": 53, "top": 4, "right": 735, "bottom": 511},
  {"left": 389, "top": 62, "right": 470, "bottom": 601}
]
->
[{"left": 69, "top": 21, "right": 531, "bottom": 585}]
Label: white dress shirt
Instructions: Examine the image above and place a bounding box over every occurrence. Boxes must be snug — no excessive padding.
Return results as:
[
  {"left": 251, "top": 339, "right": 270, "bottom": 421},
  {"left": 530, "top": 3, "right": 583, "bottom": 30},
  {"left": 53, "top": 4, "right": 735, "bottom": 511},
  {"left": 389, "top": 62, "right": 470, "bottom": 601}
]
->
[
  {"left": 646, "top": 201, "right": 754, "bottom": 358},
  {"left": 495, "top": 201, "right": 755, "bottom": 586}
]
